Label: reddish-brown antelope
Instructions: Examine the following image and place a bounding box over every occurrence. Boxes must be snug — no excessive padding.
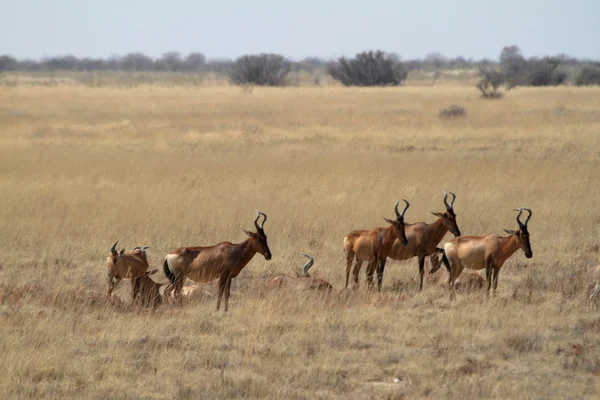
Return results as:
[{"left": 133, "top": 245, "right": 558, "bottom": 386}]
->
[
  {"left": 267, "top": 253, "right": 333, "bottom": 291},
  {"left": 106, "top": 240, "right": 150, "bottom": 299},
  {"left": 132, "top": 269, "right": 166, "bottom": 309},
  {"left": 362, "top": 191, "right": 461, "bottom": 291},
  {"left": 442, "top": 208, "right": 533, "bottom": 300},
  {"left": 163, "top": 211, "right": 272, "bottom": 311},
  {"left": 344, "top": 199, "right": 410, "bottom": 292}
]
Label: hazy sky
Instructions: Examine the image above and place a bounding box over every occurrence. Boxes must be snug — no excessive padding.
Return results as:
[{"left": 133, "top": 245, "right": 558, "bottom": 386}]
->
[{"left": 1, "top": 0, "right": 598, "bottom": 61}]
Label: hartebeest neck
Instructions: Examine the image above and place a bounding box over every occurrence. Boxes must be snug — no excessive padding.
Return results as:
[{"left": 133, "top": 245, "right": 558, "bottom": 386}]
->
[
  {"left": 235, "top": 238, "right": 259, "bottom": 268},
  {"left": 497, "top": 235, "right": 521, "bottom": 265},
  {"left": 428, "top": 217, "right": 448, "bottom": 248}
]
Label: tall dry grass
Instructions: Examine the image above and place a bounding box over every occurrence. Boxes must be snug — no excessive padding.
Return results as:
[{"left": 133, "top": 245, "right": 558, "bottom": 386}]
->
[{"left": 0, "top": 85, "right": 599, "bottom": 399}]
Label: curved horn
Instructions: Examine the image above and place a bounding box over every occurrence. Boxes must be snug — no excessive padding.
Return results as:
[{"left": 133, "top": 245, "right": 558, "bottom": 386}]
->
[
  {"left": 512, "top": 208, "right": 524, "bottom": 226},
  {"left": 442, "top": 191, "right": 450, "bottom": 209},
  {"left": 111, "top": 240, "right": 118, "bottom": 253},
  {"left": 521, "top": 208, "right": 532, "bottom": 226},
  {"left": 132, "top": 246, "right": 141, "bottom": 251},
  {"left": 449, "top": 192, "right": 457, "bottom": 209},
  {"left": 142, "top": 246, "right": 150, "bottom": 251},
  {"left": 256, "top": 211, "right": 267, "bottom": 230},
  {"left": 253, "top": 212, "right": 260, "bottom": 230},
  {"left": 301, "top": 253, "right": 314, "bottom": 276},
  {"left": 399, "top": 199, "right": 410, "bottom": 217},
  {"left": 394, "top": 200, "right": 401, "bottom": 219}
]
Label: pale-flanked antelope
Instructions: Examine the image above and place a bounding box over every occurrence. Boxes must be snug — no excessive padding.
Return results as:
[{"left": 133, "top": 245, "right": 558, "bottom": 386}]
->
[
  {"left": 344, "top": 200, "right": 410, "bottom": 292},
  {"left": 267, "top": 253, "right": 333, "bottom": 291},
  {"left": 132, "top": 269, "right": 166, "bottom": 309},
  {"left": 442, "top": 208, "right": 533, "bottom": 300},
  {"left": 106, "top": 240, "right": 150, "bottom": 299},
  {"left": 589, "top": 265, "right": 600, "bottom": 305},
  {"left": 368, "top": 191, "right": 461, "bottom": 291},
  {"left": 163, "top": 211, "right": 272, "bottom": 311}
]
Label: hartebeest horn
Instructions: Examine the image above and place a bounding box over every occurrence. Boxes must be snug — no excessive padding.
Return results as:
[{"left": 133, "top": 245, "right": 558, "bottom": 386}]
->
[
  {"left": 301, "top": 253, "right": 314, "bottom": 276},
  {"left": 443, "top": 191, "right": 456, "bottom": 211},
  {"left": 521, "top": 208, "right": 532, "bottom": 226},
  {"left": 449, "top": 192, "right": 457, "bottom": 209},
  {"left": 142, "top": 246, "right": 150, "bottom": 251},
  {"left": 111, "top": 240, "right": 118, "bottom": 253},
  {"left": 395, "top": 199, "right": 410, "bottom": 218},
  {"left": 513, "top": 208, "right": 525, "bottom": 227},
  {"left": 255, "top": 211, "right": 267, "bottom": 230}
]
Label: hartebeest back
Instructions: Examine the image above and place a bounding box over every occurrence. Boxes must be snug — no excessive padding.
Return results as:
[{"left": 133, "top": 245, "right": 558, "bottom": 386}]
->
[
  {"left": 106, "top": 240, "right": 150, "bottom": 300},
  {"left": 344, "top": 199, "right": 410, "bottom": 292},
  {"left": 163, "top": 211, "right": 272, "bottom": 311},
  {"left": 267, "top": 253, "right": 333, "bottom": 291},
  {"left": 442, "top": 208, "right": 533, "bottom": 300},
  {"left": 364, "top": 191, "right": 461, "bottom": 291}
]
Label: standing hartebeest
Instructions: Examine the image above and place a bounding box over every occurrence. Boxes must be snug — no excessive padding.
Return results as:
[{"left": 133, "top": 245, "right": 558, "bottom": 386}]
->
[
  {"left": 163, "top": 211, "right": 272, "bottom": 311},
  {"left": 442, "top": 208, "right": 533, "bottom": 300},
  {"left": 106, "top": 240, "right": 150, "bottom": 299},
  {"left": 266, "top": 253, "right": 333, "bottom": 291},
  {"left": 362, "top": 191, "right": 461, "bottom": 291},
  {"left": 344, "top": 199, "right": 410, "bottom": 292}
]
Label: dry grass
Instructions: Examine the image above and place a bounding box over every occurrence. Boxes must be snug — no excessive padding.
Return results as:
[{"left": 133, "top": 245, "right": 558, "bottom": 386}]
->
[{"left": 0, "top": 84, "right": 600, "bottom": 399}]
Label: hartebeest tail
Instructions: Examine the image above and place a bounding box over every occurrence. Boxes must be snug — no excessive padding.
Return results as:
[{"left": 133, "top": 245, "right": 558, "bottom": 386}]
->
[
  {"left": 344, "top": 199, "right": 410, "bottom": 292},
  {"left": 364, "top": 191, "right": 461, "bottom": 291},
  {"left": 443, "top": 208, "right": 533, "bottom": 300},
  {"left": 163, "top": 211, "right": 272, "bottom": 311}
]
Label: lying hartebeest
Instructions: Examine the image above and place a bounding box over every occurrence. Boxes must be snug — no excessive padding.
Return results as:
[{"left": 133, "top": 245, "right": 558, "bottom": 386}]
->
[
  {"left": 442, "top": 208, "right": 533, "bottom": 300},
  {"left": 163, "top": 211, "right": 272, "bottom": 311},
  {"left": 344, "top": 200, "right": 410, "bottom": 292},
  {"left": 106, "top": 241, "right": 150, "bottom": 299},
  {"left": 267, "top": 253, "right": 333, "bottom": 291},
  {"left": 132, "top": 269, "right": 166, "bottom": 308},
  {"left": 363, "top": 191, "right": 461, "bottom": 291},
  {"left": 589, "top": 264, "right": 600, "bottom": 305}
]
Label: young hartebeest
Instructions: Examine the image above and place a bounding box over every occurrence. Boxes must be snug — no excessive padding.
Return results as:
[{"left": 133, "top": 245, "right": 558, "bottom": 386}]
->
[
  {"left": 362, "top": 191, "right": 461, "bottom": 291},
  {"left": 106, "top": 240, "right": 150, "bottom": 299},
  {"left": 426, "top": 255, "right": 484, "bottom": 292},
  {"left": 442, "top": 208, "right": 533, "bottom": 300},
  {"left": 267, "top": 253, "right": 333, "bottom": 291},
  {"left": 163, "top": 211, "right": 272, "bottom": 311},
  {"left": 132, "top": 269, "right": 166, "bottom": 309},
  {"left": 344, "top": 199, "right": 410, "bottom": 292}
]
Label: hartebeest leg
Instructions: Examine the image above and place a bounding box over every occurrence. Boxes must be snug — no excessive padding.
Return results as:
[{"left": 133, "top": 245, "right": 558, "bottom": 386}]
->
[
  {"left": 365, "top": 261, "right": 375, "bottom": 289},
  {"left": 485, "top": 258, "right": 493, "bottom": 296},
  {"left": 352, "top": 259, "right": 363, "bottom": 289},
  {"left": 224, "top": 278, "right": 232, "bottom": 312},
  {"left": 418, "top": 249, "right": 426, "bottom": 291},
  {"left": 376, "top": 256, "right": 387, "bottom": 292},
  {"left": 107, "top": 276, "right": 122, "bottom": 297},
  {"left": 491, "top": 267, "right": 500, "bottom": 297},
  {"left": 216, "top": 273, "right": 228, "bottom": 311},
  {"left": 345, "top": 253, "right": 354, "bottom": 289}
]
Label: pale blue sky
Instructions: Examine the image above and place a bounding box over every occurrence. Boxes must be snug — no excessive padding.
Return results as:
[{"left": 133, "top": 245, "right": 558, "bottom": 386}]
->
[{"left": 1, "top": 0, "right": 598, "bottom": 60}]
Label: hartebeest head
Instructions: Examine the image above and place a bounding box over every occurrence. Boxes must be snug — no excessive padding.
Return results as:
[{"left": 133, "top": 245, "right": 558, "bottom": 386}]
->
[
  {"left": 431, "top": 191, "right": 461, "bottom": 237},
  {"left": 301, "top": 253, "right": 314, "bottom": 277},
  {"left": 504, "top": 208, "right": 533, "bottom": 259},
  {"left": 383, "top": 199, "right": 410, "bottom": 246},
  {"left": 244, "top": 211, "right": 272, "bottom": 260}
]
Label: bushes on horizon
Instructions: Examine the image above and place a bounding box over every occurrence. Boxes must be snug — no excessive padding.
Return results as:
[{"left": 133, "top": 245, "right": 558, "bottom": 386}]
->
[
  {"left": 575, "top": 67, "right": 600, "bottom": 86},
  {"left": 228, "top": 53, "right": 291, "bottom": 86},
  {"left": 327, "top": 50, "right": 408, "bottom": 86},
  {"left": 476, "top": 66, "right": 505, "bottom": 98}
]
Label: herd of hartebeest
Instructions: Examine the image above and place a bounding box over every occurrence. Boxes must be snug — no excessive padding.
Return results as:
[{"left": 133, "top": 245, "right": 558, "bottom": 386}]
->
[{"left": 105, "top": 191, "right": 600, "bottom": 311}]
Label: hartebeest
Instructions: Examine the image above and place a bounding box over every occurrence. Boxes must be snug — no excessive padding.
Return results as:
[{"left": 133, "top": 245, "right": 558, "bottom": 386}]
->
[
  {"left": 132, "top": 269, "right": 166, "bottom": 309},
  {"left": 344, "top": 200, "right": 410, "bottom": 292},
  {"left": 362, "top": 191, "right": 461, "bottom": 291},
  {"left": 267, "top": 253, "right": 333, "bottom": 291},
  {"left": 163, "top": 211, "right": 272, "bottom": 311},
  {"left": 426, "top": 255, "right": 484, "bottom": 292},
  {"left": 442, "top": 208, "right": 533, "bottom": 300},
  {"left": 106, "top": 240, "right": 150, "bottom": 299}
]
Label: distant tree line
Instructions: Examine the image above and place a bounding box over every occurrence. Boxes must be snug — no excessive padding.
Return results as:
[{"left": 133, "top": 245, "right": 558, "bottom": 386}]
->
[{"left": 1, "top": 47, "right": 599, "bottom": 88}]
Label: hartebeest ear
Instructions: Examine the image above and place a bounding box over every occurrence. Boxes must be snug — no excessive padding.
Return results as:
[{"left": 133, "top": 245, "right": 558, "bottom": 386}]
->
[
  {"left": 243, "top": 229, "right": 255, "bottom": 238},
  {"left": 431, "top": 212, "right": 444, "bottom": 218},
  {"left": 383, "top": 217, "right": 396, "bottom": 225},
  {"left": 503, "top": 229, "right": 518, "bottom": 235}
]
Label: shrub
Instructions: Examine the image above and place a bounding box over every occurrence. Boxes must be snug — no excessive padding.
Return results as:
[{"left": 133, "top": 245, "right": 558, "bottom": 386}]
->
[
  {"left": 476, "top": 66, "right": 505, "bottom": 98},
  {"left": 526, "top": 57, "right": 566, "bottom": 86},
  {"left": 576, "top": 67, "right": 600, "bottom": 86},
  {"left": 327, "top": 50, "right": 407, "bottom": 86},
  {"left": 438, "top": 105, "right": 466, "bottom": 118},
  {"left": 229, "top": 53, "right": 290, "bottom": 86}
]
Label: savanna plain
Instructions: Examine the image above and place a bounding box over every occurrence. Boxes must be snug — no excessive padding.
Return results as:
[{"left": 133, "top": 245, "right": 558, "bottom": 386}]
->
[{"left": 0, "top": 82, "right": 600, "bottom": 399}]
